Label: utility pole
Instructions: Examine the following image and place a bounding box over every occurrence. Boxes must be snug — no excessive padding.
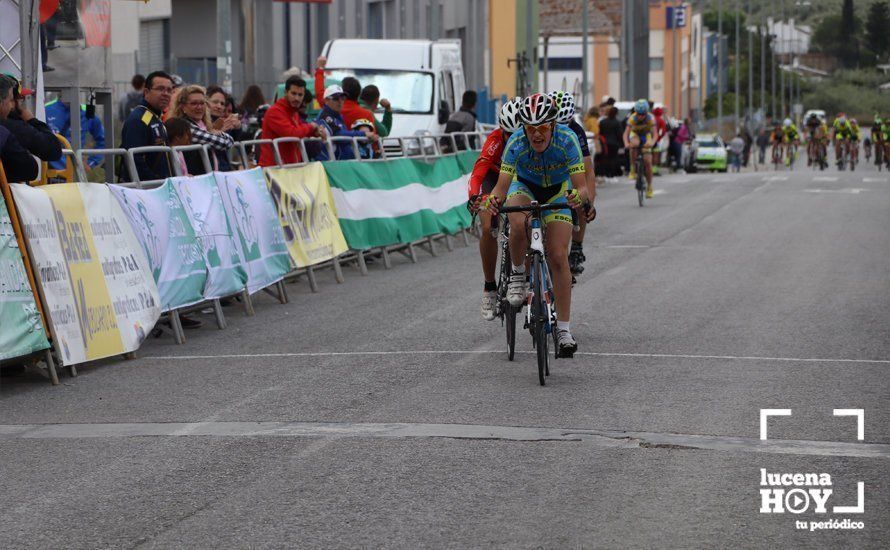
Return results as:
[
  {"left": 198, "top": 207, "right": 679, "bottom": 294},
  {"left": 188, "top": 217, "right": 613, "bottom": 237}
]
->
[
  {"left": 717, "top": 0, "right": 723, "bottom": 131},
  {"left": 760, "top": 13, "right": 766, "bottom": 120},
  {"left": 582, "top": 0, "right": 589, "bottom": 112},
  {"left": 735, "top": 0, "right": 740, "bottom": 133},
  {"left": 747, "top": 0, "right": 753, "bottom": 128},
  {"left": 780, "top": 0, "right": 785, "bottom": 119}
]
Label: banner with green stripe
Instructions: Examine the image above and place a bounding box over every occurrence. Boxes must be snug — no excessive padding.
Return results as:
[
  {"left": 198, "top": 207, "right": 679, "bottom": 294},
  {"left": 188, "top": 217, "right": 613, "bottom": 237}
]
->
[{"left": 323, "top": 151, "right": 478, "bottom": 250}]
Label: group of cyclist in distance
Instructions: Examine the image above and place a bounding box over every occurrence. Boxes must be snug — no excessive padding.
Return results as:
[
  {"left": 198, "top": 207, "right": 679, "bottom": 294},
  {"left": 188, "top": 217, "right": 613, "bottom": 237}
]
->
[
  {"left": 466, "top": 92, "right": 656, "bottom": 357},
  {"left": 770, "top": 111, "right": 890, "bottom": 171}
]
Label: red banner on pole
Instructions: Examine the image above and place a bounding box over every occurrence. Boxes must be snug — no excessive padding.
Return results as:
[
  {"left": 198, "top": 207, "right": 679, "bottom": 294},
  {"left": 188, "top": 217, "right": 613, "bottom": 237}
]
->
[{"left": 79, "top": 0, "right": 111, "bottom": 48}]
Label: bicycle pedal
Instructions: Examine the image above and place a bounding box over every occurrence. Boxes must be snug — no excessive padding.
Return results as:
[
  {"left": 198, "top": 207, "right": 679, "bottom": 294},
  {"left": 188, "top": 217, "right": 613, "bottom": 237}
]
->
[{"left": 556, "top": 347, "right": 576, "bottom": 359}]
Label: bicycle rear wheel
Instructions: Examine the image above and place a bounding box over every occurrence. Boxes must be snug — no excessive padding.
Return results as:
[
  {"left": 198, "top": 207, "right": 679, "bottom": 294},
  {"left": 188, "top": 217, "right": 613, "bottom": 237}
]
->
[{"left": 532, "top": 254, "right": 549, "bottom": 386}]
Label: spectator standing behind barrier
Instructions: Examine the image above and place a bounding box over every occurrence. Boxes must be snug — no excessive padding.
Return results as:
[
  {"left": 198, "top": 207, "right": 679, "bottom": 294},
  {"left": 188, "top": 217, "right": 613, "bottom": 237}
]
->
[
  {"left": 205, "top": 86, "right": 241, "bottom": 171},
  {"left": 164, "top": 117, "right": 193, "bottom": 176},
  {"left": 359, "top": 85, "right": 393, "bottom": 137},
  {"left": 120, "top": 71, "right": 174, "bottom": 182},
  {"left": 171, "top": 85, "right": 235, "bottom": 175},
  {"left": 0, "top": 85, "right": 39, "bottom": 183},
  {"left": 45, "top": 99, "right": 106, "bottom": 171},
  {"left": 259, "top": 76, "right": 326, "bottom": 167},
  {"left": 443, "top": 91, "right": 478, "bottom": 151},
  {"left": 238, "top": 84, "right": 266, "bottom": 139},
  {"left": 119, "top": 74, "right": 145, "bottom": 124},
  {"left": 755, "top": 127, "right": 769, "bottom": 165},
  {"left": 338, "top": 75, "right": 376, "bottom": 131},
  {"left": 729, "top": 134, "right": 745, "bottom": 172},
  {"left": 314, "top": 85, "right": 376, "bottom": 161},
  {"left": 599, "top": 106, "right": 623, "bottom": 178},
  {"left": 0, "top": 74, "right": 62, "bottom": 164}
]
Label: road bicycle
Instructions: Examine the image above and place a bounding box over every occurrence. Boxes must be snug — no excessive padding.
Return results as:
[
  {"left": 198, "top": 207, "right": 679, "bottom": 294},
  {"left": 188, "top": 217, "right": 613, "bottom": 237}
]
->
[
  {"left": 771, "top": 142, "right": 783, "bottom": 170},
  {"left": 630, "top": 145, "right": 648, "bottom": 206},
  {"left": 498, "top": 201, "right": 576, "bottom": 386},
  {"left": 492, "top": 214, "right": 518, "bottom": 361}
]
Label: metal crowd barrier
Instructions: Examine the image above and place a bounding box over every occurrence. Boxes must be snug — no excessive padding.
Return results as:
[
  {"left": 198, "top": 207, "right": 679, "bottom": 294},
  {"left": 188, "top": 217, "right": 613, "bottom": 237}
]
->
[{"left": 35, "top": 131, "right": 492, "bottom": 345}]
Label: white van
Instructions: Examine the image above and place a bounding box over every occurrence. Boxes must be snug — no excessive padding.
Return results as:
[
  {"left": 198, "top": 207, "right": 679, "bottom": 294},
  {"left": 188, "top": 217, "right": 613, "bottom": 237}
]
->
[{"left": 320, "top": 39, "right": 468, "bottom": 146}]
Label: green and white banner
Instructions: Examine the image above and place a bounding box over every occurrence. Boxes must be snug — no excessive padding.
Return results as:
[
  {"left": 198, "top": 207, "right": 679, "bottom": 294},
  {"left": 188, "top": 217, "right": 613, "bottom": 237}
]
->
[
  {"left": 110, "top": 181, "right": 207, "bottom": 312},
  {"left": 0, "top": 197, "right": 50, "bottom": 361},
  {"left": 323, "top": 151, "right": 477, "bottom": 249},
  {"left": 215, "top": 169, "right": 291, "bottom": 294},
  {"left": 171, "top": 174, "right": 247, "bottom": 300}
]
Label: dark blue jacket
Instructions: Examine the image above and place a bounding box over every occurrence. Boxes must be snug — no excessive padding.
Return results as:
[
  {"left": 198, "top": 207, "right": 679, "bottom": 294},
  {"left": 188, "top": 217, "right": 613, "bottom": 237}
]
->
[
  {"left": 45, "top": 100, "right": 106, "bottom": 169},
  {"left": 314, "top": 106, "right": 364, "bottom": 161},
  {"left": 120, "top": 99, "right": 170, "bottom": 182},
  {"left": 0, "top": 125, "right": 38, "bottom": 183}
]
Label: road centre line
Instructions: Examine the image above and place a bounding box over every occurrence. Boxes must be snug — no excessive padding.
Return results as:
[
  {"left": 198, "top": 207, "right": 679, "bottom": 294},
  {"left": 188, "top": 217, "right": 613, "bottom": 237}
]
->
[
  {"left": 0, "top": 421, "right": 887, "bottom": 458},
  {"left": 142, "top": 350, "right": 890, "bottom": 365}
]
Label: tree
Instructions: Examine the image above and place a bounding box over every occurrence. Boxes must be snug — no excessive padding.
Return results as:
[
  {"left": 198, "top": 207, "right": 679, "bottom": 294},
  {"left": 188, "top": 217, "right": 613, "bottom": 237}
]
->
[
  {"left": 865, "top": 1, "right": 890, "bottom": 61},
  {"left": 837, "top": 0, "right": 862, "bottom": 66},
  {"left": 812, "top": 14, "right": 843, "bottom": 56}
]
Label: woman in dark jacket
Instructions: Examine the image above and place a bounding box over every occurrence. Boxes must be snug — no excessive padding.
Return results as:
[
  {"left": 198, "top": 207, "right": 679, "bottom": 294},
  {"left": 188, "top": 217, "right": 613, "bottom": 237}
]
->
[{"left": 598, "top": 106, "right": 624, "bottom": 177}]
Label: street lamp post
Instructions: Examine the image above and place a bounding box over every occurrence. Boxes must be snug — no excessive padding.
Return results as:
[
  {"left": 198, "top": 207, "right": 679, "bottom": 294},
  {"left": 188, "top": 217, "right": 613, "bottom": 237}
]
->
[
  {"left": 735, "top": 0, "right": 740, "bottom": 133},
  {"left": 780, "top": 0, "right": 785, "bottom": 119},
  {"left": 747, "top": 0, "right": 753, "bottom": 129},
  {"left": 718, "top": 0, "right": 723, "bottom": 132}
]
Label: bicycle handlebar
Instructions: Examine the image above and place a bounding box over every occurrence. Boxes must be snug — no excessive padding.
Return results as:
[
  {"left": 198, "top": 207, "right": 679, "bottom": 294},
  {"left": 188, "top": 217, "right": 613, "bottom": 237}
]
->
[{"left": 498, "top": 201, "right": 573, "bottom": 214}]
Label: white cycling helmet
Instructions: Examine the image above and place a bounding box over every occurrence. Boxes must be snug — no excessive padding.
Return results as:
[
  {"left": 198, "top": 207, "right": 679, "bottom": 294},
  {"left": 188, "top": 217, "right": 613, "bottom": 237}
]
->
[
  {"left": 519, "top": 93, "right": 558, "bottom": 125},
  {"left": 548, "top": 90, "right": 576, "bottom": 124},
  {"left": 498, "top": 97, "right": 523, "bottom": 133},
  {"left": 783, "top": 118, "right": 792, "bottom": 128}
]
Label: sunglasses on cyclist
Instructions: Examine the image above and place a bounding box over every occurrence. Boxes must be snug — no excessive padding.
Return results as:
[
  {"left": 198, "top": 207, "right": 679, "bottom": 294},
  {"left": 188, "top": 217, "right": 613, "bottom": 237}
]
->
[{"left": 524, "top": 122, "right": 553, "bottom": 136}]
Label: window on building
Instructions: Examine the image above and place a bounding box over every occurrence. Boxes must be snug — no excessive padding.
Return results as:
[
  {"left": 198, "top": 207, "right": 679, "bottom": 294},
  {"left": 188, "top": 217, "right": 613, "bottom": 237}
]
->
[
  {"left": 538, "top": 57, "right": 582, "bottom": 71},
  {"left": 608, "top": 58, "right": 620, "bottom": 71},
  {"left": 368, "top": 2, "right": 384, "bottom": 38},
  {"left": 138, "top": 19, "right": 170, "bottom": 74},
  {"left": 650, "top": 57, "right": 664, "bottom": 71}
]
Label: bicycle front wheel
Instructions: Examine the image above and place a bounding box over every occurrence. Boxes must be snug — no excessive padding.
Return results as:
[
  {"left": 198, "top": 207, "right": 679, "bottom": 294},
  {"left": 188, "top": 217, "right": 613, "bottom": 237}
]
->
[
  {"left": 532, "top": 254, "right": 549, "bottom": 386},
  {"left": 505, "top": 303, "right": 517, "bottom": 361}
]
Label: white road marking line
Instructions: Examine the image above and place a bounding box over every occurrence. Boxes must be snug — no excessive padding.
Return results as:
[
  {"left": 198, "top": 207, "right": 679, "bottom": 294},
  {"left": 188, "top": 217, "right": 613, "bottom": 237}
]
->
[
  {"left": 604, "top": 245, "right": 651, "bottom": 249},
  {"left": 812, "top": 176, "right": 838, "bottom": 182},
  {"left": 652, "top": 189, "right": 667, "bottom": 196},
  {"left": 763, "top": 176, "right": 788, "bottom": 181},
  {"left": 1, "top": 421, "right": 887, "bottom": 458},
  {"left": 862, "top": 177, "right": 888, "bottom": 183},
  {"left": 804, "top": 188, "right": 864, "bottom": 194},
  {"left": 141, "top": 350, "right": 890, "bottom": 365}
]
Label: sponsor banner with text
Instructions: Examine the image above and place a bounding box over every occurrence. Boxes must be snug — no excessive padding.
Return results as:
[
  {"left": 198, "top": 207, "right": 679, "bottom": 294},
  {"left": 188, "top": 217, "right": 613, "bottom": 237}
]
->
[
  {"left": 10, "top": 183, "right": 160, "bottom": 366},
  {"left": 170, "top": 175, "right": 247, "bottom": 300},
  {"left": 215, "top": 169, "right": 292, "bottom": 293},
  {"left": 0, "top": 197, "right": 50, "bottom": 361},
  {"left": 264, "top": 163, "right": 348, "bottom": 268},
  {"left": 110, "top": 181, "right": 207, "bottom": 312}
]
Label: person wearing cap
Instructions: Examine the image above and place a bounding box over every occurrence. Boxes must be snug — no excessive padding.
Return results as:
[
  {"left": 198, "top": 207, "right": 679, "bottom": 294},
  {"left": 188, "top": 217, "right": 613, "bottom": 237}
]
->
[
  {"left": 0, "top": 78, "right": 39, "bottom": 183},
  {"left": 258, "top": 75, "right": 326, "bottom": 167},
  {"left": 0, "top": 74, "right": 62, "bottom": 165},
  {"left": 313, "top": 84, "right": 376, "bottom": 161}
]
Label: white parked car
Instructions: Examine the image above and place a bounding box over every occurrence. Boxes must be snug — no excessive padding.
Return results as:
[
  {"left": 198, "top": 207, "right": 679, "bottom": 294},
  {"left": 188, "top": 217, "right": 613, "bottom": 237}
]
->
[{"left": 692, "top": 134, "right": 728, "bottom": 172}]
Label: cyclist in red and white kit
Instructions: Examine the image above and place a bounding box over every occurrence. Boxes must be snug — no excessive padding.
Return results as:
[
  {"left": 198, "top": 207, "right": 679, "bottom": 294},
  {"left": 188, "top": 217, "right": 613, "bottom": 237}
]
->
[{"left": 468, "top": 97, "right": 523, "bottom": 320}]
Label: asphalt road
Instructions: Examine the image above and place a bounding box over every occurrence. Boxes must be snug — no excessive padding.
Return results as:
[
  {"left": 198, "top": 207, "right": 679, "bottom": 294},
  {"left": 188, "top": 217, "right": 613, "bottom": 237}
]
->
[{"left": 2, "top": 156, "right": 889, "bottom": 548}]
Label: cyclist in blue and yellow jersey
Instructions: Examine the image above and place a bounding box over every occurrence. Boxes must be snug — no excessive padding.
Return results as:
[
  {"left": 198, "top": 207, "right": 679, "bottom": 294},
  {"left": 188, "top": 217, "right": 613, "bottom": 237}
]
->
[
  {"left": 548, "top": 90, "right": 596, "bottom": 277},
  {"left": 849, "top": 118, "right": 862, "bottom": 165},
  {"left": 484, "top": 93, "right": 594, "bottom": 356},
  {"left": 831, "top": 113, "right": 854, "bottom": 167},
  {"left": 781, "top": 118, "right": 800, "bottom": 165},
  {"left": 622, "top": 99, "right": 656, "bottom": 198}
]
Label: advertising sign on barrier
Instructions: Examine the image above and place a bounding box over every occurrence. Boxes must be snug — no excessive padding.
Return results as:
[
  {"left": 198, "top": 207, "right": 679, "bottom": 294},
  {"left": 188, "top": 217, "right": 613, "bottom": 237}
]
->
[
  {"left": 110, "top": 181, "right": 207, "bottom": 312},
  {"left": 215, "top": 169, "right": 292, "bottom": 293},
  {"left": 0, "top": 198, "right": 50, "bottom": 361},
  {"left": 323, "top": 151, "right": 476, "bottom": 249},
  {"left": 10, "top": 183, "right": 160, "bottom": 366},
  {"left": 264, "top": 163, "right": 348, "bottom": 267},
  {"left": 170, "top": 175, "right": 247, "bottom": 300}
]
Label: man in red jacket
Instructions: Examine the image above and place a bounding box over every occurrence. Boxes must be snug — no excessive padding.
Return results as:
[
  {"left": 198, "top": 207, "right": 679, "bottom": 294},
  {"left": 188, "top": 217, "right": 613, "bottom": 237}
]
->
[{"left": 259, "top": 76, "right": 326, "bottom": 167}]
